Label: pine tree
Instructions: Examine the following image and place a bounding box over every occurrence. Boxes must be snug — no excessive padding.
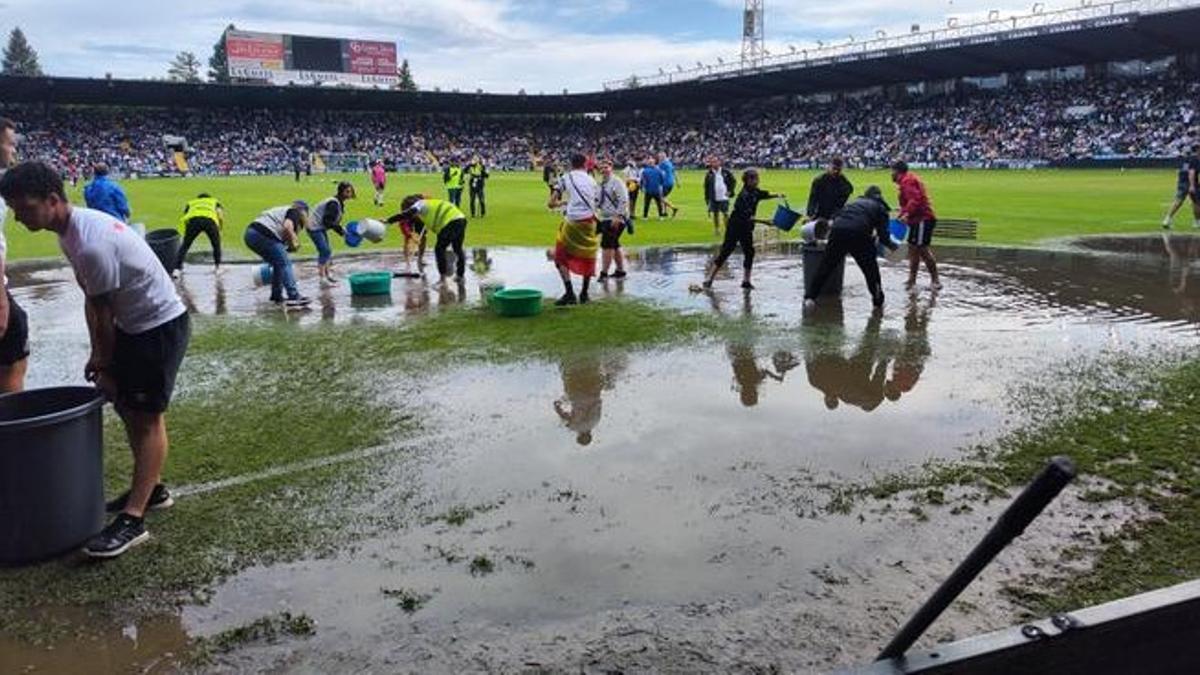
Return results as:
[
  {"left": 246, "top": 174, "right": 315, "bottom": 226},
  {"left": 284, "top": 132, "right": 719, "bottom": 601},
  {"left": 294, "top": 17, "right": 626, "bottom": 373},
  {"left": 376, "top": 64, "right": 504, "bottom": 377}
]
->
[
  {"left": 2, "top": 28, "right": 43, "bottom": 77},
  {"left": 168, "top": 51, "right": 202, "bottom": 83},
  {"left": 396, "top": 59, "right": 417, "bottom": 92},
  {"left": 208, "top": 24, "right": 236, "bottom": 83}
]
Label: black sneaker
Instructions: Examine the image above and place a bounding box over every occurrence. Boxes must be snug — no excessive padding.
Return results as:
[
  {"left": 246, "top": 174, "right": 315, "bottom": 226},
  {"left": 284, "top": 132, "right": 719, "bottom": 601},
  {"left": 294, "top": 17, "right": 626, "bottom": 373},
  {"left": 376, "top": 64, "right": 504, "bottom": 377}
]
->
[
  {"left": 741, "top": 281, "right": 756, "bottom": 290},
  {"left": 83, "top": 514, "right": 149, "bottom": 559},
  {"left": 579, "top": 292, "right": 590, "bottom": 305},
  {"left": 613, "top": 270, "right": 627, "bottom": 279},
  {"left": 598, "top": 272, "right": 609, "bottom": 281},
  {"left": 555, "top": 293, "right": 578, "bottom": 307},
  {"left": 285, "top": 296, "right": 312, "bottom": 308},
  {"left": 106, "top": 483, "right": 174, "bottom": 513}
]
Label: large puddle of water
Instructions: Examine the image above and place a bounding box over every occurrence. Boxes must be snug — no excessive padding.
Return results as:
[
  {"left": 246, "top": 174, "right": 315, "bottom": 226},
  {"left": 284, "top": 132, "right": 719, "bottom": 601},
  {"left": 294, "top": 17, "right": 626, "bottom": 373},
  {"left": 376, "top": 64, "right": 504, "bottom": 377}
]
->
[{"left": 4, "top": 235, "right": 1199, "bottom": 672}]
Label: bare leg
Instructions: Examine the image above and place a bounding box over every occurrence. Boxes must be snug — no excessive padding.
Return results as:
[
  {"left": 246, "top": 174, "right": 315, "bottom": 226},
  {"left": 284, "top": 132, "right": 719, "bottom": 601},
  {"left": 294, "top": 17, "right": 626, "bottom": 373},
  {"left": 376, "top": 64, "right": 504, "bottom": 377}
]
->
[
  {"left": 615, "top": 249, "right": 626, "bottom": 273},
  {"left": 906, "top": 247, "right": 920, "bottom": 287},
  {"left": 1165, "top": 198, "right": 1185, "bottom": 226},
  {"left": 920, "top": 247, "right": 941, "bottom": 287},
  {"left": 0, "top": 360, "right": 27, "bottom": 393},
  {"left": 118, "top": 408, "right": 168, "bottom": 518},
  {"left": 601, "top": 250, "right": 613, "bottom": 276}
]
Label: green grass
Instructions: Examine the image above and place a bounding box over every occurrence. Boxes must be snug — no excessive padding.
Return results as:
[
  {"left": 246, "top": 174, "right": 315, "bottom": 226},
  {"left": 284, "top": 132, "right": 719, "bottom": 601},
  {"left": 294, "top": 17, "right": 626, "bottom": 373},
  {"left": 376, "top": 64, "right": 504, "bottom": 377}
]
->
[{"left": 3, "top": 168, "right": 1183, "bottom": 261}]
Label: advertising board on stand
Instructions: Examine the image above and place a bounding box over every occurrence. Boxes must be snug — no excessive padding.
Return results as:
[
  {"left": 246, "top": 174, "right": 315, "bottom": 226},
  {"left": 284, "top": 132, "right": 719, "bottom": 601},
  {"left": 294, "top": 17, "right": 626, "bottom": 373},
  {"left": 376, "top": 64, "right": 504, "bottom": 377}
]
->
[{"left": 225, "top": 29, "right": 399, "bottom": 87}]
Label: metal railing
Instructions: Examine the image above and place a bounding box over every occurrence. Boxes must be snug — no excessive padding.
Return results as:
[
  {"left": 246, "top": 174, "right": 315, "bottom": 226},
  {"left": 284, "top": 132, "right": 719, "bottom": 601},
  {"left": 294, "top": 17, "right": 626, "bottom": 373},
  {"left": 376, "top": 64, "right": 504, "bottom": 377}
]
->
[{"left": 602, "top": 0, "right": 1200, "bottom": 90}]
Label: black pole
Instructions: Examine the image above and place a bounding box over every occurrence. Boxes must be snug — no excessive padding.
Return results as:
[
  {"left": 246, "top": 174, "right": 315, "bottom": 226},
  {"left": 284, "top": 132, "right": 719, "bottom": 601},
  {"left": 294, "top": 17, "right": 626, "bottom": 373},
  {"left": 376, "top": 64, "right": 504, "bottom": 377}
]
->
[{"left": 877, "top": 456, "right": 1076, "bottom": 662}]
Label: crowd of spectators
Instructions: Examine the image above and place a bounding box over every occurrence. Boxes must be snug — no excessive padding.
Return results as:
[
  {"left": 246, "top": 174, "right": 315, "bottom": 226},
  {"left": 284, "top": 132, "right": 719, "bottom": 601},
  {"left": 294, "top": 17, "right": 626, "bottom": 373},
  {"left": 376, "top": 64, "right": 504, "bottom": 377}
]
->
[{"left": 5, "top": 72, "right": 1197, "bottom": 177}]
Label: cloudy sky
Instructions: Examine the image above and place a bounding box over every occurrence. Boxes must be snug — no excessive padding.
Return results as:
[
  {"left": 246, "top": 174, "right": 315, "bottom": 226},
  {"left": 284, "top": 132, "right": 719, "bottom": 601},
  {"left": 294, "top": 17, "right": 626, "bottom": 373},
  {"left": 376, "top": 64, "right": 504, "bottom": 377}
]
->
[{"left": 3, "top": 0, "right": 1072, "bottom": 92}]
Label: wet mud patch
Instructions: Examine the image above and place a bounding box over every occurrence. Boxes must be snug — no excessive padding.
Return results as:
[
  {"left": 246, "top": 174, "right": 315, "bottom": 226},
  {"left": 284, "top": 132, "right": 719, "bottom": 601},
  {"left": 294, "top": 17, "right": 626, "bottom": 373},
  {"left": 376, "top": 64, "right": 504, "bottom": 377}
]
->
[{"left": 6, "top": 242, "right": 1200, "bottom": 672}]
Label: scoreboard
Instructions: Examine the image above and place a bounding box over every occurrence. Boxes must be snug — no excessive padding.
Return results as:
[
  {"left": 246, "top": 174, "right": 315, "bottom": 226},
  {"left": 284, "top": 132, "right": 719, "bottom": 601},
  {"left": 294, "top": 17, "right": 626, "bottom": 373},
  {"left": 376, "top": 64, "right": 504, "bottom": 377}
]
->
[{"left": 225, "top": 29, "right": 399, "bottom": 86}]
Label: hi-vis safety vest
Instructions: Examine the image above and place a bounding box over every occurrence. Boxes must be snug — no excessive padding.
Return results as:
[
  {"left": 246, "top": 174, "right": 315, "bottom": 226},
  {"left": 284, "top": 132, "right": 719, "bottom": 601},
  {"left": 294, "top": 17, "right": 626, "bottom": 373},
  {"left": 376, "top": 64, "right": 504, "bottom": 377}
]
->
[
  {"left": 418, "top": 199, "right": 467, "bottom": 235},
  {"left": 444, "top": 166, "right": 464, "bottom": 189},
  {"left": 180, "top": 196, "right": 221, "bottom": 230}
]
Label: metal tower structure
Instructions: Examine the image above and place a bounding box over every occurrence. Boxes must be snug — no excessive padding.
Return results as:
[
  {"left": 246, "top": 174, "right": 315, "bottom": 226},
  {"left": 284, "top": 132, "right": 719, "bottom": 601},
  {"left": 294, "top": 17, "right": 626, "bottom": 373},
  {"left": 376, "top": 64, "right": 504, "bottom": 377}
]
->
[{"left": 741, "top": 0, "right": 765, "bottom": 67}]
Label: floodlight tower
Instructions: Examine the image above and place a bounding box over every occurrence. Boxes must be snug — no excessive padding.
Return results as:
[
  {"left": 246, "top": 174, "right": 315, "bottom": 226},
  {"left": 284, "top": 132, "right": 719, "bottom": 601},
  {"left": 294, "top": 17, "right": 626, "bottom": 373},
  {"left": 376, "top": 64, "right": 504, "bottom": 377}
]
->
[{"left": 741, "top": 0, "right": 766, "bottom": 67}]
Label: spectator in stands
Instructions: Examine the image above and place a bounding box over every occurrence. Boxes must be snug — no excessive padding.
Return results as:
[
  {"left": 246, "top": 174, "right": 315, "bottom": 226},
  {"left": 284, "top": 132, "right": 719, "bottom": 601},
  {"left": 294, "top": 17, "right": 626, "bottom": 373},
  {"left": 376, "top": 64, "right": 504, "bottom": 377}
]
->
[
  {"left": 704, "top": 156, "right": 736, "bottom": 235},
  {"left": 806, "top": 158, "right": 853, "bottom": 223},
  {"left": 0, "top": 117, "right": 28, "bottom": 393},
  {"left": 83, "top": 163, "right": 131, "bottom": 222},
  {"left": 892, "top": 161, "right": 941, "bottom": 290},
  {"left": 173, "top": 193, "right": 225, "bottom": 278}
]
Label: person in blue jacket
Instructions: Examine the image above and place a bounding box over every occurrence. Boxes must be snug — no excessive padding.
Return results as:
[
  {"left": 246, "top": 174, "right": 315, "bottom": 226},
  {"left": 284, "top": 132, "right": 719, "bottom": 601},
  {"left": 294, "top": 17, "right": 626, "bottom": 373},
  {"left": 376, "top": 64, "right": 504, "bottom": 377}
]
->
[
  {"left": 657, "top": 152, "right": 680, "bottom": 219},
  {"left": 639, "top": 156, "right": 666, "bottom": 219},
  {"left": 83, "top": 163, "right": 131, "bottom": 222}
]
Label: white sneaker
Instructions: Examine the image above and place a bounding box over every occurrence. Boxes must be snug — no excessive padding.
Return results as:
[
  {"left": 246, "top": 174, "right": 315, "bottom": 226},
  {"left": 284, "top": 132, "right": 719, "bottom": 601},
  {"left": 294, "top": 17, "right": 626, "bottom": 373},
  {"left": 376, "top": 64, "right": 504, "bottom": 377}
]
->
[
  {"left": 170, "top": 269, "right": 181, "bottom": 280},
  {"left": 803, "top": 299, "right": 817, "bottom": 312},
  {"left": 1163, "top": 217, "right": 1172, "bottom": 229}
]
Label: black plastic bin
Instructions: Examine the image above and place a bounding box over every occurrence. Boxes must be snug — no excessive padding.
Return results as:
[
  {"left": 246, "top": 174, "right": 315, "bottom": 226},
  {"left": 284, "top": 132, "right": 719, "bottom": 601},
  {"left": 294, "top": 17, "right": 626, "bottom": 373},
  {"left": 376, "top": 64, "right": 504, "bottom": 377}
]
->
[
  {"left": 802, "top": 242, "right": 845, "bottom": 297},
  {"left": 146, "top": 229, "right": 180, "bottom": 273},
  {"left": 0, "top": 387, "right": 106, "bottom": 565}
]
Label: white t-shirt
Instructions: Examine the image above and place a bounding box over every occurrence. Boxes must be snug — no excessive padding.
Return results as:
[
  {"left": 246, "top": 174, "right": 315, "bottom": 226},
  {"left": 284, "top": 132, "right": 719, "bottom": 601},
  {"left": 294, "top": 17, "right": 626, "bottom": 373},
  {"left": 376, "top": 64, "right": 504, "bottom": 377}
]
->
[
  {"left": 554, "top": 169, "right": 599, "bottom": 222},
  {"left": 712, "top": 169, "right": 729, "bottom": 202},
  {"left": 623, "top": 165, "right": 641, "bottom": 184},
  {"left": 0, "top": 197, "right": 8, "bottom": 286},
  {"left": 58, "top": 207, "right": 186, "bottom": 334}
]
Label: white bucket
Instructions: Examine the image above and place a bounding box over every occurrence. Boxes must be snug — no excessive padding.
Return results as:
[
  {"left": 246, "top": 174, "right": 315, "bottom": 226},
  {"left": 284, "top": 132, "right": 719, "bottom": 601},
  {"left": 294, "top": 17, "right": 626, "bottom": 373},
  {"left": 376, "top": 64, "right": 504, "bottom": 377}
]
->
[{"left": 358, "top": 219, "right": 386, "bottom": 243}]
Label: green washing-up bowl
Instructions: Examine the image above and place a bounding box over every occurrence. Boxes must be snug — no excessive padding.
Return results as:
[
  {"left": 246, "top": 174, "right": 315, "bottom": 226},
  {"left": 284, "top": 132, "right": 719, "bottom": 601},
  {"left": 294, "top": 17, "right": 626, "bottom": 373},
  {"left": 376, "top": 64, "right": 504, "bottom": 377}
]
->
[
  {"left": 480, "top": 283, "right": 506, "bottom": 309},
  {"left": 491, "top": 288, "right": 544, "bottom": 317},
  {"left": 348, "top": 271, "right": 393, "bottom": 296}
]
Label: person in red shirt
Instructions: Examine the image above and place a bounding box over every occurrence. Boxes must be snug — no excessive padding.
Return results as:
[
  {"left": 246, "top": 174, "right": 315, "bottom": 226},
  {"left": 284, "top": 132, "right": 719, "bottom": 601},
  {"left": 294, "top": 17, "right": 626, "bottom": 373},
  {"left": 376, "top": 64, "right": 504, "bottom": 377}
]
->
[{"left": 892, "top": 161, "right": 941, "bottom": 289}]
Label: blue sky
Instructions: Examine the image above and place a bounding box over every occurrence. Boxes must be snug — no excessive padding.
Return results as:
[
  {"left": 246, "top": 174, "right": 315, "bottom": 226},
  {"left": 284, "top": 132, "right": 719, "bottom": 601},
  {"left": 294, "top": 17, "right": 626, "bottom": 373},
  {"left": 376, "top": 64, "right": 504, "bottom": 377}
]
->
[{"left": 3, "top": 0, "right": 1057, "bottom": 92}]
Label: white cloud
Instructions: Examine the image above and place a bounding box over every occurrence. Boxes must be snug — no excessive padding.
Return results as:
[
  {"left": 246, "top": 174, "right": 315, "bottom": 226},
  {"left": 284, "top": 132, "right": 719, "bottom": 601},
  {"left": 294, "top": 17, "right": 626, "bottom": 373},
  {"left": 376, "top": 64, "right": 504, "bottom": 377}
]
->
[{"left": 0, "top": 0, "right": 1091, "bottom": 92}]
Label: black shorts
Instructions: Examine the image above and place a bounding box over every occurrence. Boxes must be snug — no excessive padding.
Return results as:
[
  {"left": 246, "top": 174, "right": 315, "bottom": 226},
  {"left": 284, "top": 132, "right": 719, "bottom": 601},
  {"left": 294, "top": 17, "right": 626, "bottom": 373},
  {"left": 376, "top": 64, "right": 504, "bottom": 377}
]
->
[
  {"left": 599, "top": 219, "right": 626, "bottom": 250},
  {"left": 709, "top": 200, "right": 730, "bottom": 214},
  {"left": 663, "top": 185, "right": 675, "bottom": 197},
  {"left": 112, "top": 312, "right": 190, "bottom": 413},
  {"left": 0, "top": 292, "right": 29, "bottom": 366},
  {"left": 907, "top": 219, "right": 936, "bottom": 247}
]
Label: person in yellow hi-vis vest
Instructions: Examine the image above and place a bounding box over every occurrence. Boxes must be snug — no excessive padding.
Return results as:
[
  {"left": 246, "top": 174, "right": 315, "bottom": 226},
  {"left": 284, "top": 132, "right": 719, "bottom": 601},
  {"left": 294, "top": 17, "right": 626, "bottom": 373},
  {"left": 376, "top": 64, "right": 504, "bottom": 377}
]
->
[
  {"left": 173, "top": 193, "right": 225, "bottom": 277},
  {"left": 442, "top": 161, "right": 465, "bottom": 208},
  {"left": 386, "top": 195, "right": 469, "bottom": 283}
]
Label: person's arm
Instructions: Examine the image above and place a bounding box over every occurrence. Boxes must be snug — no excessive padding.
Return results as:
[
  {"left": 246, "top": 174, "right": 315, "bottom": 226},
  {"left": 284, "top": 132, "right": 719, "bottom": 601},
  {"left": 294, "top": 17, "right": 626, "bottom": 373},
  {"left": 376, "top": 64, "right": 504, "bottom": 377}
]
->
[
  {"left": 416, "top": 230, "right": 428, "bottom": 262},
  {"left": 281, "top": 218, "right": 300, "bottom": 251},
  {"left": 115, "top": 187, "right": 131, "bottom": 221},
  {"left": 324, "top": 203, "right": 345, "bottom": 237},
  {"left": 0, "top": 264, "right": 9, "bottom": 342},
  {"left": 806, "top": 177, "right": 820, "bottom": 217},
  {"left": 839, "top": 177, "right": 854, "bottom": 203},
  {"left": 1190, "top": 162, "right": 1198, "bottom": 194},
  {"left": 83, "top": 293, "right": 119, "bottom": 398},
  {"left": 875, "top": 207, "right": 897, "bottom": 249},
  {"left": 216, "top": 204, "right": 225, "bottom": 228},
  {"left": 547, "top": 183, "right": 565, "bottom": 209}
]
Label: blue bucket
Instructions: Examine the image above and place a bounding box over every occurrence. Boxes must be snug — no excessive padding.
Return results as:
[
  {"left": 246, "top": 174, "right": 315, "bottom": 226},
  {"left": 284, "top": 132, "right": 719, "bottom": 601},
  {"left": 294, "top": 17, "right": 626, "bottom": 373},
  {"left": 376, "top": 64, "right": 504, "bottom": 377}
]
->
[
  {"left": 889, "top": 219, "right": 908, "bottom": 244},
  {"left": 258, "top": 263, "right": 273, "bottom": 285},
  {"left": 772, "top": 202, "right": 802, "bottom": 231},
  {"left": 344, "top": 221, "right": 364, "bottom": 248}
]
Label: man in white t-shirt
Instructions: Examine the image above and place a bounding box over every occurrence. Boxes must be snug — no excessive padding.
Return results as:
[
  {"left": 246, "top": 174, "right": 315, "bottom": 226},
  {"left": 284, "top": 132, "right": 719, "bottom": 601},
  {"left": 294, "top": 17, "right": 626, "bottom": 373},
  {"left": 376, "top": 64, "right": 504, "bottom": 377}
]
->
[
  {"left": 0, "top": 117, "right": 29, "bottom": 393},
  {"left": 0, "top": 161, "right": 190, "bottom": 559}
]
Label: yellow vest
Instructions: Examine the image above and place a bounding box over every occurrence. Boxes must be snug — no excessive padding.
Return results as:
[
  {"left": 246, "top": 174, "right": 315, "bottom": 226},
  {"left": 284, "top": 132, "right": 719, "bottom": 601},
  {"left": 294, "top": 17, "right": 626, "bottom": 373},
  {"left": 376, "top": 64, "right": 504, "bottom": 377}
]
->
[
  {"left": 419, "top": 199, "right": 467, "bottom": 234},
  {"left": 468, "top": 163, "right": 485, "bottom": 178},
  {"left": 444, "top": 166, "right": 464, "bottom": 189},
  {"left": 180, "top": 197, "right": 221, "bottom": 230}
]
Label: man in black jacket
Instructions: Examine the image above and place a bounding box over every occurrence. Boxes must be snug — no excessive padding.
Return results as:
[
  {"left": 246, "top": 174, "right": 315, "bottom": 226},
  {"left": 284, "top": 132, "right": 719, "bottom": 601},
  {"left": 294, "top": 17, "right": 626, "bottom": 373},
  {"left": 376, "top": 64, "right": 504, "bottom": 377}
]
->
[
  {"left": 804, "top": 185, "right": 897, "bottom": 309},
  {"left": 806, "top": 158, "right": 853, "bottom": 223},
  {"left": 704, "top": 156, "right": 737, "bottom": 235}
]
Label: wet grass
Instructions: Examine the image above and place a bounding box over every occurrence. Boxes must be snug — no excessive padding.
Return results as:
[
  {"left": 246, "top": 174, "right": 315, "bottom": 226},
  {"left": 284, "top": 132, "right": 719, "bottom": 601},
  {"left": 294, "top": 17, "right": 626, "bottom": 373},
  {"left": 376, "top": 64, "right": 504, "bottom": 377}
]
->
[
  {"left": 187, "top": 611, "right": 316, "bottom": 666},
  {"left": 836, "top": 350, "right": 1200, "bottom": 615},
  {"left": 0, "top": 298, "right": 729, "bottom": 644}
]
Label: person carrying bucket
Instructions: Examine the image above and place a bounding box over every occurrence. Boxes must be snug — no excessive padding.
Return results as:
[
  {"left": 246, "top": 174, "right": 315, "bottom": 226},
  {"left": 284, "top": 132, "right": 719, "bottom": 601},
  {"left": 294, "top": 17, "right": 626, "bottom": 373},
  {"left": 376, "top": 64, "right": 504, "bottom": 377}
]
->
[
  {"left": 804, "top": 186, "right": 897, "bottom": 310},
  {"left": 244, "top": 201, "right": 311, "bottom": 308},
  {"left": 386, "top": 194, "right": 469, "bottom": 283},
  {"left": 308, "top": 181, "right": 355, "bottom": 285},
  {"left": 701, "top": 169, "right": 783, "bottom": 291}
]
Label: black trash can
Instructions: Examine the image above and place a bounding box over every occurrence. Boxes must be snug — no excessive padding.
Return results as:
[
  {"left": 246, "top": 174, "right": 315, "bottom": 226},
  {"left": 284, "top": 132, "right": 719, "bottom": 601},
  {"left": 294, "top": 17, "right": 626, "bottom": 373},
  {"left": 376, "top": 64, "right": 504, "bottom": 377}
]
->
[
  {"left": 146, "top": 229, "right": 181, "bottom": 273},
  {"left": 0, "top": 387, "right": 106, "bottom": 565},
  {"left": 802, "top": 242, "right": 844, "bottom": 297}
]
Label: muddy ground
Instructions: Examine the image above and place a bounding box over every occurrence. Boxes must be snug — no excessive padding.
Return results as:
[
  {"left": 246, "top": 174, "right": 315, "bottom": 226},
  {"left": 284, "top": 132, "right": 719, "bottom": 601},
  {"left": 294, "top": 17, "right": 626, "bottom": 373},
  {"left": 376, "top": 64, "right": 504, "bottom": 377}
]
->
[{"left": 3, "top": 235, "right": 1198, "bottom": 673}]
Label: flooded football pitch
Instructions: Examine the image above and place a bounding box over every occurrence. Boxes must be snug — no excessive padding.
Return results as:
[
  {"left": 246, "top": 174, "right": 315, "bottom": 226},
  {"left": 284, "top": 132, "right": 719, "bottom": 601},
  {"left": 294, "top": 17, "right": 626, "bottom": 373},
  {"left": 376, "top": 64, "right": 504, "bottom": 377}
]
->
[{"left": 3, "top": 235, "right": 1199, "bottom": 673}]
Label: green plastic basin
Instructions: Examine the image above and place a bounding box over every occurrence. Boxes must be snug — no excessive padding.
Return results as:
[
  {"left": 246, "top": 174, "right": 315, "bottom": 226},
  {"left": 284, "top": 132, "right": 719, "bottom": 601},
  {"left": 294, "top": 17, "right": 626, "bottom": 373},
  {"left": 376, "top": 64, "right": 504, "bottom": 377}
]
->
[
  {"left": 348, "top": 271, "right": 392, "bottom": 296},
  {"left": 492, "top": 288, "right": 544, "bottom": 317}
]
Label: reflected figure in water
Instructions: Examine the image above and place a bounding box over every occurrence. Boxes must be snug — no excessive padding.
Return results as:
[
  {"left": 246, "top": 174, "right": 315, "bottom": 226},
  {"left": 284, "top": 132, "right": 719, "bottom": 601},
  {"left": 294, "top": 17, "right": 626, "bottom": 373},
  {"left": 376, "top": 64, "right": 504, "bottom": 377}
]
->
[
  {"left": 804, "top": 305, "right": 892, "bottom": 412},
  {"left": 554, "top": 354, "right": 626, "bottom": 446},
  {"left": 712, "top": 289, "right": 798, "bottom": 407},
  {"left": 1162, "top": 232, "right": 1200, "bottom": 320},
  {"left": 472, "top": 248, "right": 492, "bottom": 275},
  {"left": 885, "top": 294, "right": 935, "bottom": 402}
]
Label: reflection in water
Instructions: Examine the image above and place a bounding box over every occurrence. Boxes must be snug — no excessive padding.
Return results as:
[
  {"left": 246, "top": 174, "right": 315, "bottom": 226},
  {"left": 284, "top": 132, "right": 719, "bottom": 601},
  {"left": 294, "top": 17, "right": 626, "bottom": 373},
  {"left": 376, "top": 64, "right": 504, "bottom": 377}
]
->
[
  {"left": 553, "top": 354, "right": 626, "bottom": 446},
  {"left": 886, "top": 294, "right": 935, "bottom": 402},
  {"left": 472, "top": 248, "right": 493, "bottom": 275},
  {"left": 0, "top": 610, "right": 189, "bottom": 674},
  {"left": 711, "top": 290, "right": 799, "bottom": 408},
  {"left": 805, "top": 305, "right": 885, "bottom": 412},
  {"left": 1162, "top": 233, "right": 1199, "bottom": 319}
]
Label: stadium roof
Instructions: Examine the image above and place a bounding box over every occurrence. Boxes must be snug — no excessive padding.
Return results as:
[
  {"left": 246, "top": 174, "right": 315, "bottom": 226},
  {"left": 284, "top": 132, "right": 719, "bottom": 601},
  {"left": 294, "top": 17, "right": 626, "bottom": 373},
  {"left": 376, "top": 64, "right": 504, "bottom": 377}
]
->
[{"left": 1, "top": 2, "right": 1198, "bottom": 115}]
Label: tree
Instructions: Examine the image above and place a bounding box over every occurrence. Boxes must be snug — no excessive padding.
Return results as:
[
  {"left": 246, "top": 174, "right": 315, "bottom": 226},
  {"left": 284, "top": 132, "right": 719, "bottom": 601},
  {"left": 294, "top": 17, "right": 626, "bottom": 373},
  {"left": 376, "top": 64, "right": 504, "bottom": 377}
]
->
[
  {"left": 2, "top": 28, "right": 43, "bottom": 77},
  {"left": 396, "top": 59, "right": 417, "bottom": 92},
  {"left": 208, "top": 24, "right": 235, "bottom": 83},
  {"left": 167, "top": 51, "right": 202, "bottom": 83}
]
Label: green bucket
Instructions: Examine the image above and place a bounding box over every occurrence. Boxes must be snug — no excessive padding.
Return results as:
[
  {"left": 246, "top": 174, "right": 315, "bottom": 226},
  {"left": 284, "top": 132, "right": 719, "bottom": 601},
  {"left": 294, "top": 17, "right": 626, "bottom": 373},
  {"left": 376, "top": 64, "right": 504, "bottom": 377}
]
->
[
  {"left": 348, "top": 271, "right": 392, "bottom": 296},
  {"left": 492, "top": 288, "right": 544, "bottom": 317}
]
